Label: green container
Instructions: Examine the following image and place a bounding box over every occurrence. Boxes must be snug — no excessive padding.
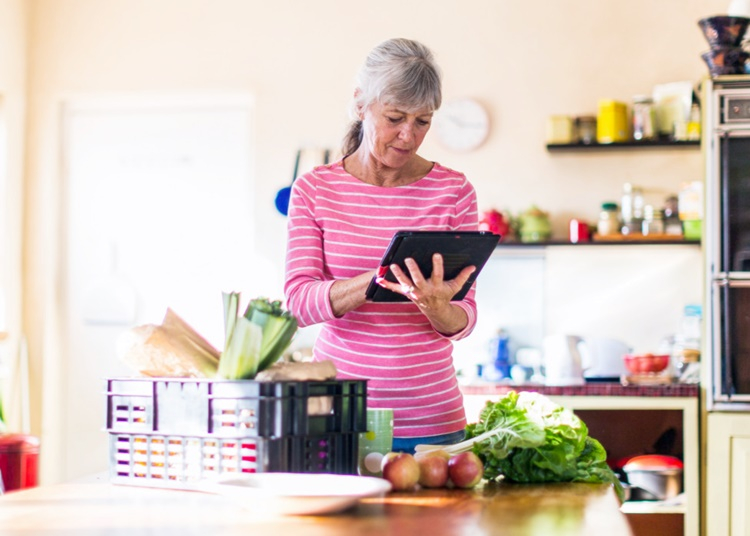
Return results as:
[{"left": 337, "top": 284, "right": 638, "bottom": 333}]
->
[{"left": 683, "top": 220, "right": 702, "bottom": 240}]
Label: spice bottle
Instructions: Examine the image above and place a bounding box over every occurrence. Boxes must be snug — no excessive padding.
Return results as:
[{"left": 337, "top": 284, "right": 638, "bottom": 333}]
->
[{"left": 597, "top": 202, "right": 620, "bottom": 237}]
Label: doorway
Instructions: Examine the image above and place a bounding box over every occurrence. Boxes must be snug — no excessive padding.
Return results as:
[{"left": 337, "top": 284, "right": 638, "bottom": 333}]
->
[{"left": 59, "top": 94, "right": 258, "bottom": 481}]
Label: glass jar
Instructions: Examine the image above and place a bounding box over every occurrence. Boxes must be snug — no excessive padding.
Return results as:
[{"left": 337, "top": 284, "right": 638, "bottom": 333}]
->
[
  {"left": 597, "top": 202, "right": 620, "bottom": 237},
  {"left": 632, "top": 95, "right": 657, "bottom": 141},
  {"left": 642, "top": 205, "right": 664, "bottom": 236},
  {"left": 576, "top": 116, "right": 597, "bottom": 145},
  {"left": 620, "top": 183, "right": 644, "bottom": 235}
]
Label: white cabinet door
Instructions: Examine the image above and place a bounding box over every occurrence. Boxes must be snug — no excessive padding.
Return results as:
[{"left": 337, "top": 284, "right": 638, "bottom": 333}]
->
[{"left": 706, "top": 413, "right": 750, "bottom": 536}]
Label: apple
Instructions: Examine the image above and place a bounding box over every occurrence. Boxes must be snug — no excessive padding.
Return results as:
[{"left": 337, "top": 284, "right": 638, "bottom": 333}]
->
[
  {"left": 381, "top": 452, "right": 420, "bottom": 491},
  {"left": 414, "top": 448, "right": 451, "bottom": 462},
  {"left": 417, "top": 452, "right": 449, "bottom": 488},
  {"left": 447, "top": 452, "right": 484, "bottom": 489}
]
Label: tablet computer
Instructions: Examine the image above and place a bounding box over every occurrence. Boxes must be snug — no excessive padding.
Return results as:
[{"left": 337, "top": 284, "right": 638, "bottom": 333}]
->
[{"left": 364, "top": 230, "right": 501, "bottom": 302}]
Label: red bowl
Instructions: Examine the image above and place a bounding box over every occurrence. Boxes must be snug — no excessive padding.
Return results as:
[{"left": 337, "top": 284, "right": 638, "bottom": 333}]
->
[{"left": 623, "top": 353, "right": 670, "bottom": 374}]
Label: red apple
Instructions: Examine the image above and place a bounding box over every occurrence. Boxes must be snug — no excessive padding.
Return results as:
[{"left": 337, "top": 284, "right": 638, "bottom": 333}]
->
[
  {"left": 417, "top": 453, "right": 449, "bottom": 488},
  {"left": 447, "top": 452, "right": 484, "bottom": 489},
  {"left": 415, "top": 448, "right": 451, "bottom": 462},
  {"left": 381, "top": 452, "right": 420, "bottom": 491}
]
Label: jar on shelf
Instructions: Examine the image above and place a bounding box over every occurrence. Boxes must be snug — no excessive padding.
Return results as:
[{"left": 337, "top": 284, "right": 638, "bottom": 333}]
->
[
  {"left": 576, "top": 116, "right": 597, "bottom": 144},
  {"left": 597, "top": 202, "right": 620, "bottom": 237},
  {"left": 632, "top": 96, "right": 657, "bottom": 141},
  {"left": 642, "top": 205, "right": 664, "bottom": 236},
  {"left": 620, "top": 183, "right": 644, "bottom": 235}
]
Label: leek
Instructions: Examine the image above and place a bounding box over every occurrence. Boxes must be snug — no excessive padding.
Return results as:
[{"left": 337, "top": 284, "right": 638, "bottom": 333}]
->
[{"left": 217, "top": 294, "right": 298, "bottom": 380}]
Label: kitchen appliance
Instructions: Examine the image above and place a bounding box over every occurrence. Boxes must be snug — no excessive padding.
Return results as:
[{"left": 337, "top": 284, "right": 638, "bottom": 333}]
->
[
  {"left": 542, "top": 335, "right": 585, "bottom": 385},
  {"left": 580, "top": 337, "right": 632, "bottom": 381},
  {"left": 704, "top": 76, "right": 750, "bottom": 410}
]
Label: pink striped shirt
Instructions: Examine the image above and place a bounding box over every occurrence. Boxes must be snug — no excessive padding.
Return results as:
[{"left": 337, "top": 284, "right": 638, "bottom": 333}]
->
[{"left": 283, "top": 160, "right": 479, "bottom": 438}]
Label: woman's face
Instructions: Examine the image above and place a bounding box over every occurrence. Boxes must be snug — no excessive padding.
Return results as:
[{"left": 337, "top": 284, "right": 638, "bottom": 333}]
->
[{"left": 360, "top": 101, "right": 433, "bottom": 169}]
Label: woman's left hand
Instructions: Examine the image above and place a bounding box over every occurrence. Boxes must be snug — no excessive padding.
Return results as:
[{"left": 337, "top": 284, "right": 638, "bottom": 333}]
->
[{"left": 379, "top": 253, "right": 475, "bottom": 334}]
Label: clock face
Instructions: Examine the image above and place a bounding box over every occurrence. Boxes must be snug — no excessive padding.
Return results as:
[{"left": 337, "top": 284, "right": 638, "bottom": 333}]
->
[{"left": 434, "top": 98, "right": 490, "bottom": 152}]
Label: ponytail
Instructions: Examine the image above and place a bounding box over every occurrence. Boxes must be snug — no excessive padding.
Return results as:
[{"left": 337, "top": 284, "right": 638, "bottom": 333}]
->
[{"left": 342, "top": 119, "right": 364, "bottom": 157}]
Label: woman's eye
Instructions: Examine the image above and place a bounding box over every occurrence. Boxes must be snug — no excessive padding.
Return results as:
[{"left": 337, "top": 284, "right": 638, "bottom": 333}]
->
[
  {"left": 387, "top": 116, "right": 402, "bottom": 124},
  {"left": 417, "top": 119, "right": 431, "bottom": 126}
]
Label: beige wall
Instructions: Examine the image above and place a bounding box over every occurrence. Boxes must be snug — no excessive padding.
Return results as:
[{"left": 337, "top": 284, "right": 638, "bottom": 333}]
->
[
  {"left": 20, "top": 0, "right": 727, "bottom": 480},
  {"left": 0, "top": 0, "right": 27, "bottom": 432}
]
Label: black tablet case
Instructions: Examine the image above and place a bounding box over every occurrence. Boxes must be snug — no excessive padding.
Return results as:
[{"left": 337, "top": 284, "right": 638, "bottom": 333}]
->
[{"left": 364, "top": 231, "right": 501, "bottom": 302}]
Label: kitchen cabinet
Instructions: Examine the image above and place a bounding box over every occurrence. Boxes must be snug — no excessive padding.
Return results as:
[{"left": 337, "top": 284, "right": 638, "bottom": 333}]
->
[
  {"left": 462, "top": 386, "right": 699, "bottom": 536},
  {"left": 705, "top": 413, "right": 750, "bottom": 536}
]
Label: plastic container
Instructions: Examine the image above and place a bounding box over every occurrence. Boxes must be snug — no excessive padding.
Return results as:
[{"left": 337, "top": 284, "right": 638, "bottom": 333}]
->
[
  {"left": 105, "top": 378, "right": 368, "bottom": 488},
  {"left": 0, "top": 434, "right": 40, "bottom": 492},
  {"left": 106, "top": 378, "right": 367, "bottom": 438},
  {"left": 109, "top": 431, "right": 359, "bottom": 488}
]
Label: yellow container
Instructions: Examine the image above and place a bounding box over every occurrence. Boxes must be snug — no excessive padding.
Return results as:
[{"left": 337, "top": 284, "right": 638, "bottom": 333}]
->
[{"left": 597, "top": 100, "right": 630, "bottom": 143}]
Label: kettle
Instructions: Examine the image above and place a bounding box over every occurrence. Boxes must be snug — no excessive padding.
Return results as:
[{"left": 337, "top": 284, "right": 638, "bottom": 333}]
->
[
  {"left": 542, "top": 335, "right": 586, "bottom": 386},
  {"left": 580, "top": 337, "right": 632, "bottom": 380}
]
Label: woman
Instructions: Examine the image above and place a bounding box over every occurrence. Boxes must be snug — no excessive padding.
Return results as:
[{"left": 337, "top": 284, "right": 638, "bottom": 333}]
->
[{"left": 284, "top": 38, "right": 480, "bottom": 453}]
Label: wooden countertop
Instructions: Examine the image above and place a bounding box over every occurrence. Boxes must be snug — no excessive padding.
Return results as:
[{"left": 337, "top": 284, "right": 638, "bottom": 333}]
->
[{"left": 0, "top": 475, "right": 632, "bottom": 536}]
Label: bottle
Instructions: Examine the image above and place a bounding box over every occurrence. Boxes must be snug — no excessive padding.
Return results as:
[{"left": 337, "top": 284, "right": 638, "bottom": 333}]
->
[
  {"left": 663, "top": 195, "right": 683, "bottom": 236},
  {"left": 632, "top": 96, "right": 657, "bottom": 141},
  {"left": 642, "top": 205, "right": 664, "bottom": 236},
  {"left": 620, "top": 183, "right": 644, "bottom": 235},
  {"left": 597, "top": 202, "right": 620, "bottom": 237},
  {"left": 488, "top": 329, "right": 511, "bottom": 380}
]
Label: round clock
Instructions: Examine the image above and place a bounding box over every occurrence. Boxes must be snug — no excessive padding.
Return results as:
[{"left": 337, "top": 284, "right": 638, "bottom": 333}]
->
[{"left": 435, "top": 98, "right": 490, "bottom": 152}]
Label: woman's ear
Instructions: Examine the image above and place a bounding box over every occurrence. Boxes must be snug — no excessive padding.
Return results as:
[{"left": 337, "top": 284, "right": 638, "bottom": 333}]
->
[{"left": 353, "top": 89, "right": 364, "bottom": 120}]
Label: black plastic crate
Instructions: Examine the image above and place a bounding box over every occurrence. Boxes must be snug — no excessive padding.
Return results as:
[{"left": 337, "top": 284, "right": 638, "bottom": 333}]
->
[
  {"left": 109, "top": 431, "right": 359, "bottom": 488},
  {"left": 105, "top": 378, "right": 367, "bottom": 439}
]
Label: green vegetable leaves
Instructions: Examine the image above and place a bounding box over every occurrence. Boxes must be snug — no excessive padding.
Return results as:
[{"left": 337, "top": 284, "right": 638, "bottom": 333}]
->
[
  {"left": 217, "top": 293, "right": 298, "bottom": 380},
  {"left": 464, "top": 391, "right": 624, "bottom": 501}
]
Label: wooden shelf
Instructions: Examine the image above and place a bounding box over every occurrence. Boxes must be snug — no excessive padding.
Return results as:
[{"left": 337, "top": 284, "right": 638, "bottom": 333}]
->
[
  {"left": 546, "top": 139, "right": 700, "bottom": 151},
  {"left": 495, "top": 239, "right": 700, "bottom": 247}
]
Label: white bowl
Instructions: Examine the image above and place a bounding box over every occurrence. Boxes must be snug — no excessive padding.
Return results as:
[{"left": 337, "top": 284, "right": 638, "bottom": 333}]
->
[{"left": 200, "top": 472, "right": 391, "bottom": 516}]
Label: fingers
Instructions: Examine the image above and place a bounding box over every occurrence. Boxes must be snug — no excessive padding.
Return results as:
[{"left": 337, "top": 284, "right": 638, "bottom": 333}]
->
[{"left": 453, "top": 265, "right": 476, "bottom": 290}]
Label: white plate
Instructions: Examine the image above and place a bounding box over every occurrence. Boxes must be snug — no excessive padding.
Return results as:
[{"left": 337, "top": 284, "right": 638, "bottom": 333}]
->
[{"left": 200, "top": 473, "right": 391, "bottom": 516}]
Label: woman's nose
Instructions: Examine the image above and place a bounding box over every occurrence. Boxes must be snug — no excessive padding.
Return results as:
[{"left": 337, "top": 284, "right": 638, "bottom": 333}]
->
[{"left": 398, "top": 122, "right": 415, "bottom": 140}]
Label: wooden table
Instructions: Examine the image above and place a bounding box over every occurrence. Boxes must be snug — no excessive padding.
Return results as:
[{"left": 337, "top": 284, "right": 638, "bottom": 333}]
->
[{"left": 0, "top": 474, "right": 632, "bottom": 536}]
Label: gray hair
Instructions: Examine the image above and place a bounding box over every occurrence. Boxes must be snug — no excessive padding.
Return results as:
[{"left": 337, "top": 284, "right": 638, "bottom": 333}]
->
[{"left": 342, "top": 38, "right": 442, "bottom": 156}]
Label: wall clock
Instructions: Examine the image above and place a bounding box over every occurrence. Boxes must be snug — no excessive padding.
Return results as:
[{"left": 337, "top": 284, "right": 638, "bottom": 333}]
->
[{"left": 435, "top": 98, "right": 490, "bottom": 152}]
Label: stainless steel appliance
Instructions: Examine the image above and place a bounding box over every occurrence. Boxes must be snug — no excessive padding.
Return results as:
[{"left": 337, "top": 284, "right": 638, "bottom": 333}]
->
[{"left": 704, "top": 76, "right": 750, "bottom": 410}]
